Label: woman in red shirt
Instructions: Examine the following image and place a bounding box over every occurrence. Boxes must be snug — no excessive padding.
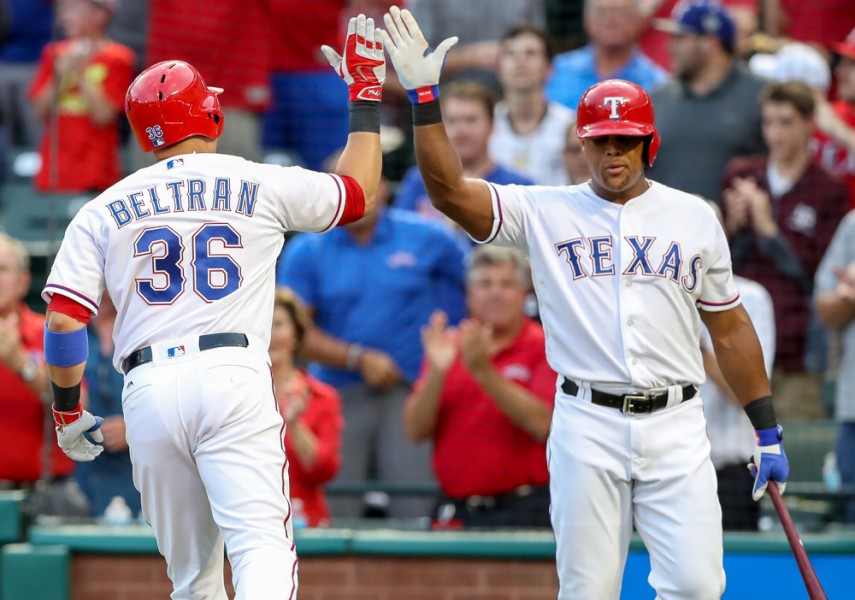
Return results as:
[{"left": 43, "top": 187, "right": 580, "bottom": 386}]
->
[{"left": 270, "top": 288, "right": 343, "bottom": 527}]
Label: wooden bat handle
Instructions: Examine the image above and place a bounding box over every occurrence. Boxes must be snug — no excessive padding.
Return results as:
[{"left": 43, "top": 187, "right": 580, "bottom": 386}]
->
[{"left": 767, "top": 482, "right": 828, "bottom": 600}]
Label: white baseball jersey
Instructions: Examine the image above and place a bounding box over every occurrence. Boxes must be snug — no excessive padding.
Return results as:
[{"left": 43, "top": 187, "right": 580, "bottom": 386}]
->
[
  {"left": 43, "top": 152, "right": 350, "bottom": 370},
  {"left": 478, "top": 180, "right": 741, "bottom": 388},
  {"left": 489, "top": 100, "right": 575, "bottom": 186}
]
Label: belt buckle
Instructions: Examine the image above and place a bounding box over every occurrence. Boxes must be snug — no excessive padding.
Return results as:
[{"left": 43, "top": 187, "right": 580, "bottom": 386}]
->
[{"left": 621, "top": 393, "right": 648, "bottom": 414}]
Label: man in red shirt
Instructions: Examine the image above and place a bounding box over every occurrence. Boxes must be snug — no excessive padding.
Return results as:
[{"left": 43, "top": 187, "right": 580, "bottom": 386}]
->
[
  {"left": 0, "top": 234, "right": 73, "bottom": 485},
  {"left": 28, "top": 0, "right": 134, "bottom": 193},
  {"left": 813, "top": 27, "right": 855, "bottom": 209},
  {"left": 404, "top": 245, "right": 554, "bottom": 528},
  {"left": 722, "top": 82, "right": 849, "bottom": 420}
]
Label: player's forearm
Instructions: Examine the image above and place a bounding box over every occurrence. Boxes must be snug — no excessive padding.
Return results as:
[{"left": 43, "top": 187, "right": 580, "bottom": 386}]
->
[
  {"left": 705, "top": 310, "right": 771, "bottom": 408},
  {"left": 45, "top": 311, "right": 87, "bottom": 388},
  {"left": 402, "top": 369, "right": 445, "bottom": 442},
  {"left": 337, "top": 127, "right": 382, "bottom": 215},
  {"left": 471, "top": 366, "right": 552, "bottom": 441},
  {"left": 815, "top": 291, "right": 855, "bottom": 328}
]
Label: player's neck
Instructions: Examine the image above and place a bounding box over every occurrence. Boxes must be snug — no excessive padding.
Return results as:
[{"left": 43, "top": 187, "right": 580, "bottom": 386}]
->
[
  {"left": 505, "top": 92, "right": 548, "bottom": 136},
  {"left": 153, "top": 138, "right": 217, "bottom": 161},
  {"left": 589, "top": 176, "right": 650, "bottom": 205}
]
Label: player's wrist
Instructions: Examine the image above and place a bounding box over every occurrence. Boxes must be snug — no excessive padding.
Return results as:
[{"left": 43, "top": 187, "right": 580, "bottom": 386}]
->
[
  {"left": 744, "top": 395, "right": 778, "bottom": 431},
  {"left": 349, "top": 101, "right": 381, "bottom": 134},
  {"left": 52, "top": 400, "right": 83, "bottom": 426},
  {"left": 413, "top": 99, "right": 443, "bottom": 126},
  {"left": 406, "top": 85, "right": 440, "bottom": 106},
  {"left": 51, "top": 381, "right": 82, "bottom": 413}
]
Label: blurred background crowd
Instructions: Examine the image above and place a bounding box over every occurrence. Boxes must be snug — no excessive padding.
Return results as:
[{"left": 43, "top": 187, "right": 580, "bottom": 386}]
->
[{"left": 2, "top": 0, "right": 855, "bottom": 534}]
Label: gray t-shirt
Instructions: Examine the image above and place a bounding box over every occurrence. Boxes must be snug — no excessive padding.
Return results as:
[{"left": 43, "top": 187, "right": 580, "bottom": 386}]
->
[
  {"left": 648, "top": 65, "right": 767, "bottom": 200},
  {"left": 814, "top": 211, "right": 855, "bottom": 421}
]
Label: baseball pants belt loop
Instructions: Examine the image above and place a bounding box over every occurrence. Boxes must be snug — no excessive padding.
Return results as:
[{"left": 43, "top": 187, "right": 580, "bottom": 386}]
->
[
  {"left": 123, "top": 333, "right": 249, "bottom": 374},
  {"left": 561, "top": 377, "right": 696, "bottom": 415}
]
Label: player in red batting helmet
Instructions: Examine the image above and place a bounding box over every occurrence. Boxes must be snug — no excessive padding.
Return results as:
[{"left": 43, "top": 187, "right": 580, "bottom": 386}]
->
[
  {"left": 576, "top": 79, "right": 661, "bottom": 167},
  {"left": 125, "top": 60, "right": 224, "bottom": 153}
]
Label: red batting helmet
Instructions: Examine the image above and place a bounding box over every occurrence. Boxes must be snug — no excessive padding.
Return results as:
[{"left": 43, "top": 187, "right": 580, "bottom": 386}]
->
[
  {"left": 125, "top": 60, "right": 224, "bottom": 152},
  {"left": 576, "top": 79, "right": 661, "bottom": 166}
]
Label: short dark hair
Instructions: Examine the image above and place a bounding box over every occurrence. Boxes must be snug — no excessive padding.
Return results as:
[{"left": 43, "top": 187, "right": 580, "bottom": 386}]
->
[
  {"left": 761, "top": 81, "right": 816, "bottom": 120},
  {"left": 273, "top": 287, "right": 311, "bottom": 352},
  {"left": 441, "top": 80, "right": 498, "bottom": 121},
  {"left": 500, "top": 22, "right": 556, "bottom": 62}
]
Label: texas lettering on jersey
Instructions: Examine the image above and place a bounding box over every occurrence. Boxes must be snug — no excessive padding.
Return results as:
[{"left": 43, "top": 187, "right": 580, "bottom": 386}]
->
[
  {"left": 555, "top": 235, "right": 702, "bottom": 294},
  {"left": 106, "top": 178, "right": 261, "bottom": 228}
]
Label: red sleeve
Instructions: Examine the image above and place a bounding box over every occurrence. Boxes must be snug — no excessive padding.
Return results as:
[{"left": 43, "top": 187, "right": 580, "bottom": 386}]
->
[
  {"left": 47, "top": 294, "right": 94, "bottom": 324},
  {"left": 296, "top": 382, "right": 344, "bottom": 486},
  {"left": 336, "top": 174, "right": 366, "bottom": 226},
  {"left": 28, "top": 44, "right": 56, "bottom": 100}
]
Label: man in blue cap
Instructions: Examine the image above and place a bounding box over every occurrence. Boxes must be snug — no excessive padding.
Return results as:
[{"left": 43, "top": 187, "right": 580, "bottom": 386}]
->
[{"left": 648, "top": 0, "right": 767, "bottom": 200}]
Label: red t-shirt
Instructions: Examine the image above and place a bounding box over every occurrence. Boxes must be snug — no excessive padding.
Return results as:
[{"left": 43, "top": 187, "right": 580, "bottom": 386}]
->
[
  {"left": 147, "top": 0, "right": 271, "bottom": 111},
  {"left": 409, "top": 319, "right": 555, "bottom": 499},
  {"left": 813, "top": 101, "right": 855, "bottom": 209},
  {"left": 28, "top": 40, "right": 134, "bottom": 192},
  {"left": 280, "top": 371, "right": 343, "bottom": 527},
  {"left": 269, "top": 0, "right": 347, "bottom": 72},
  {"left": 0, "top": 304, "right": 75, "bottom": 482},
  {"left": 779, "top": 0, "right": 855, "bottom": 47}
]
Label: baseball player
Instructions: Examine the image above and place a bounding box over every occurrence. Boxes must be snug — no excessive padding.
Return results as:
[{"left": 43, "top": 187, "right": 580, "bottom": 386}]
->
[
  {"left": 41, "top": 14, "right": 385, "bottom": 600},
  {"left": 381, "top": 7, "right": 789, "bottom": 598}
]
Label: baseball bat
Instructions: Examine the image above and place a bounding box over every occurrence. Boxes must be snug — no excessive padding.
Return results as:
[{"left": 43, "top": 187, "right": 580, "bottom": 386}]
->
[{"left": 767, "top": 481, "right": 828, "bottom": 600}]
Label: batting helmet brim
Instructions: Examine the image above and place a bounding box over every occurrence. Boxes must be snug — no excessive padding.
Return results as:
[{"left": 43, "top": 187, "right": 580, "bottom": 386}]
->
[{"left": 577, "top": 120, "right": 655, "bottom": 139}]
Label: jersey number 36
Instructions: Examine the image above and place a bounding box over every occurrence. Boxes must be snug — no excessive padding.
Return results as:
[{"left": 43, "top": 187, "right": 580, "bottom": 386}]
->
[{"left": 134, "top": 223, "right": 242, "bottom": 305}]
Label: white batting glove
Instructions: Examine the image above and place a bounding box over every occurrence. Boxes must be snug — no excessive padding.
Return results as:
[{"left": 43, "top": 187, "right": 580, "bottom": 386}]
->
[
  {"left": 53, "top": 404, "right": 104, "bottom": 462},
  {"left": 381, "top": 5, "right": 458, "bottom": 104},
  {"left": 321, "top": 14, "right": 386, "bottom": 102}
]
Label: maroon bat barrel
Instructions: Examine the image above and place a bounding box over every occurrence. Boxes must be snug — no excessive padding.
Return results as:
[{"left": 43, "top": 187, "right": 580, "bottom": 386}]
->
[{"left": 767, "top": 482, "right": 827, "bottom": 600}]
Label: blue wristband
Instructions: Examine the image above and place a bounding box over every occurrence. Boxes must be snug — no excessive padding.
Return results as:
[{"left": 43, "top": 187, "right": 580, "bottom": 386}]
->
[
  {"left": 44, "top": 324, "right": 89, "bottom": 368},
  {"left": 755, "top": 425, "right": 782, "bottom": 446},
  {"left": 406, "top": 85, "right": 440, "bottom": 105}
]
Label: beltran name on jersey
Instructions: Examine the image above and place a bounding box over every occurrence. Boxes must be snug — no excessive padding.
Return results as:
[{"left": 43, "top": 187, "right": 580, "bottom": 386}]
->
[{"left": 106, "top": 178, "right": 260, "bottom": 228}]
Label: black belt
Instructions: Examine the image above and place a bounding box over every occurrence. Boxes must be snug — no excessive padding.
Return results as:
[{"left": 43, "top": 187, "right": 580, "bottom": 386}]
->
[
  {"left": 123, "top": 333, "right": 249, "bottom": 374},
  {"left": 561, "top": 378, "right": 696, "bottom": 415}
]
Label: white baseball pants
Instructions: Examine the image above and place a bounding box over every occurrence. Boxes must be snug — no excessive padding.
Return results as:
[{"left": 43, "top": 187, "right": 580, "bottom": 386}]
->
[
  {"left": 548, "top": 382, "right": 725, "bottom": 600},
  {"left": 122, "top": 337, "right": 297, "bottom": 599}
]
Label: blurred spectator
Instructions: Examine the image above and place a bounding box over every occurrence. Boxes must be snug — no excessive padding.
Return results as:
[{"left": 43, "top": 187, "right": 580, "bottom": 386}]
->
[
  {"left": 262, "top": 1, "right": 349, "bottom": 171},
  {"left": 106, "top": 0, "right": 149, "bottom": 73},
  {"left": 396, "top": 81, "right": 532, "bottom": 233},
  {"left": 404, "top": 246, "right": 554, "bottom": 529},
  {"left": 28, "top": 0, "right": 134, "bottom": 193},
  {"left": 146, "top": 0, "right": 271, "bottom": 162},
  {"left": 765, "top": 0, "right": 855, "bottom": 49},
  {"left": 270, "top": 288, "right": 343, "bottom": 528},
  {"left": 546, "top": 0, "right": 668, "bottom": 110},
  {"left": 277, "top": 168, "right": 468, "bottom": 519},
  {"left": 639, "top": 0, "right": 758, "bottom": 70},
  {"left": 0, "top": 234, "right": 71, "bottom": 487},
  {"left": 721, "top": 82, "right": 848, "bottom": 420},
  {"left": 812, "top": 29, "right": 855, "bottom": 209},
  {"left": 406, "top": 0, "right": 544, "bottom": 90},
  {"left": 700, "top": 202, "right": 775, "bottom": 530},
  {"left": 700, "top": 273, "right": 773, "bottom": 531},
  {"left": 75, "top": 291, "right": 141, "bottom": 518},
  {"left": 489, "top": 23, "right": 575, "bottom": 185},
  {"left": 0, "top": 0, "right": 53, "bottom": 150},
  {"left": 814, "top": 211, "right": 855, "bottom": 523},
  {"left": 562, "top": 121, "right": 592, "bottom": 184},
  {"left": 649, "top": 0, "right": 766, "bottom": 199}
]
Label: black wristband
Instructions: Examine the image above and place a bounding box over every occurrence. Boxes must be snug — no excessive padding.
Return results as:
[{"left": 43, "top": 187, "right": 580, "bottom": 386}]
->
[
  {"left": 413, "top": 100, "right": 442, "bottom": 126},
  {"left": 349, "top": 101, "right": 381, "bottom": 134},
  {"left": 51, "top": 381, "right": 81, "bottom": 412},
  {"left": 744, "top": 395, "right": 777, "bottom": 430}
]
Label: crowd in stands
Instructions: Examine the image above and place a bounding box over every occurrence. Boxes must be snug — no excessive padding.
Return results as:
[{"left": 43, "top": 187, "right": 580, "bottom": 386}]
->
[{"left": 2, "top": 0, "right": 855, "bottom": 532}]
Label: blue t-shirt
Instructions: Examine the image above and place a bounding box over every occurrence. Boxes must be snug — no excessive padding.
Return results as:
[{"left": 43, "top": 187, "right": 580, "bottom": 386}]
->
[
  {"left": 546, "top": 45, "right": 669, "bottom": 111},
  {"left": 277, "top": 208, "right": 468, "bottom": 388},
  {"left": 394, "top": 164, "right": 533, "bottom": 224}
]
